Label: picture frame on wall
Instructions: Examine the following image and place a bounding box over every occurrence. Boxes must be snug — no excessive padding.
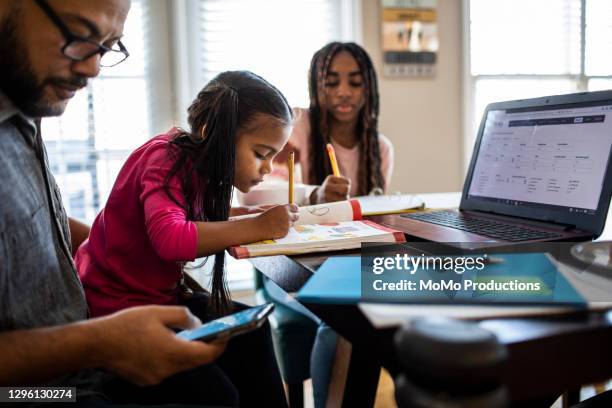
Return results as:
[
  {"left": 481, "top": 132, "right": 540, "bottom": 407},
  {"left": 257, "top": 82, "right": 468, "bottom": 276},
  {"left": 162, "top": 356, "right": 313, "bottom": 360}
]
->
[{"left": 381, "top": 0, "right": 439, "bottom": 78}]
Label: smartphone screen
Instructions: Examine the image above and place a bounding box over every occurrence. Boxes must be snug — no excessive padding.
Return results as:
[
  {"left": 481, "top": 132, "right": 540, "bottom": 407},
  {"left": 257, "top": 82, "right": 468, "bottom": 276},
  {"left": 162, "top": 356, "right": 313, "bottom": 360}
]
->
[{"left": 177, "top": 303, "right": 273, "bottom": 342}]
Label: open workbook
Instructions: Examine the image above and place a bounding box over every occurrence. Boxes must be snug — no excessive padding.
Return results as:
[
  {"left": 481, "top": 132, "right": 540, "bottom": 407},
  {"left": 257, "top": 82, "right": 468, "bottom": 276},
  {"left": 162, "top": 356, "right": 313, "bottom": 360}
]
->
[{"left": 228, "top": 200, "right": 406, "bottom": 259}]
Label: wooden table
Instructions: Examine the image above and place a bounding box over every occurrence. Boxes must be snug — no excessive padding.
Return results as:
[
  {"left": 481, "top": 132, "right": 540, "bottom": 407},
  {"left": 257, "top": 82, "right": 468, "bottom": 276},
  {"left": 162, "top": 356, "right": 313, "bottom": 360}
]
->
[{"left": 249, "top": 193, "right": 612, "bottom": 406}]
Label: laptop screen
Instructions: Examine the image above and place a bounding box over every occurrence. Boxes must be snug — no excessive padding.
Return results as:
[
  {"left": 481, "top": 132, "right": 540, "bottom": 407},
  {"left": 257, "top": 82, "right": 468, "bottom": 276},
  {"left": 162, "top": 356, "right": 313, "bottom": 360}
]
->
[{"left": 467, "top": 102, "right": 612, "bottom": 215}]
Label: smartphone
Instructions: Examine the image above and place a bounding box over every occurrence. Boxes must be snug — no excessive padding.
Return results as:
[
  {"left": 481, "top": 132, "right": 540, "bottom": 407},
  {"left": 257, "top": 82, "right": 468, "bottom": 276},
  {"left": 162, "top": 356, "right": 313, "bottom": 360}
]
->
[{"left": 177, "top": 303, "right": 274, "bottom": 342}]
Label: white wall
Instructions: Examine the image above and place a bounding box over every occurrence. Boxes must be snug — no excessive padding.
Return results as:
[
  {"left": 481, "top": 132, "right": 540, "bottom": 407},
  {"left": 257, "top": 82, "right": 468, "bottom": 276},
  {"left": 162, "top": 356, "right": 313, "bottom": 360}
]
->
[{"left": 361, "top": 0, "right": 464, "bottom": 194}]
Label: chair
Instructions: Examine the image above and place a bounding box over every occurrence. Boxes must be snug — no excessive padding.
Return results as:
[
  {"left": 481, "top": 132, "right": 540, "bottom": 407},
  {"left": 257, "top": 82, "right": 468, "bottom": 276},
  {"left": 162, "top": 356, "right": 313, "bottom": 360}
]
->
[{"left": 254, "top": 270, "right": 319, "bottom": 408}]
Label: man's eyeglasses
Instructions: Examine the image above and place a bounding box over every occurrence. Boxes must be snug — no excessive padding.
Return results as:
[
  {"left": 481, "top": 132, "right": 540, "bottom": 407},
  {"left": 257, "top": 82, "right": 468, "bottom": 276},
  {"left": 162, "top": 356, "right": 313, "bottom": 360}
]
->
[{"left": 35, "top": 0, "right": 129, "bottom": 67}]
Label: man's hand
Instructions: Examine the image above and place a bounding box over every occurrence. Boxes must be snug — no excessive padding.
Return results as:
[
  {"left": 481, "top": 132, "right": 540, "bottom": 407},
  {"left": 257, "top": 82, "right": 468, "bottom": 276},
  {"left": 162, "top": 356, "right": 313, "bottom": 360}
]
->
[
  {"left": 0, "top": 306, "right": 226, "bottom": 386},
  {"left": 92, "top": 306, "right": 226, "bottom": 386}
]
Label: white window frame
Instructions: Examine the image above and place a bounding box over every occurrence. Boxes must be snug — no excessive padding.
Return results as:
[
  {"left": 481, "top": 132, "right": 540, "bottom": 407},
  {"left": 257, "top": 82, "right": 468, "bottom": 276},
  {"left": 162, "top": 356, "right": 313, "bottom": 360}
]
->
[{"left": 461, "top": 0, "right": 612, "bottom": 172}]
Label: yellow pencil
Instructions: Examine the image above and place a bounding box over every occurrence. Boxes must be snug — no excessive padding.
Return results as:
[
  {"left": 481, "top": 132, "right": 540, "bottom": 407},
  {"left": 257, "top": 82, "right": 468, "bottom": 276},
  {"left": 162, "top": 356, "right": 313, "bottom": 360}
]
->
[
  {"left": 326, "top": 143, "right": 341, "bottom": 177},
  {"left": 288, "top": 151, "right": 295, "bottom": 204}
]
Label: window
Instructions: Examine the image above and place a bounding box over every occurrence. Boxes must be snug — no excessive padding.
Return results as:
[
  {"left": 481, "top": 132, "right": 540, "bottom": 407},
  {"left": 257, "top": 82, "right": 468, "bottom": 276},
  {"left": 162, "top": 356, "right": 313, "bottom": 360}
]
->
[
  {"left": 42, "top": 0, "right": 155, "bottom": 223},
  {"left": 465, "top": 0, "right": 612, "bottom": 165},
  {"left": 183, "top": 0, "right": 358, "bottom": 111},
  {"left": 43, "top": 0, "right": 357, "bottom": 223}
]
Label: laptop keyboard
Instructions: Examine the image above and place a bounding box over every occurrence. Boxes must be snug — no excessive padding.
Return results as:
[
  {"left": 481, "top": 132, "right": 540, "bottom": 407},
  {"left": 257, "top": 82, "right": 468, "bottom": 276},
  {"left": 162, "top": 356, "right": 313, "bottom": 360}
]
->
[{"left": 402, "top": 210, "right": 563, "bottom": 242}]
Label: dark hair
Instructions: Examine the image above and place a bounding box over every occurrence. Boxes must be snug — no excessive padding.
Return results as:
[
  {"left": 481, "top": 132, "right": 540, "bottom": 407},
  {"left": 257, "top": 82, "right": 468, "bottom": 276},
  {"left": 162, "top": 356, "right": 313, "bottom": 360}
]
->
[
  {"left": 164, "top": 71, "right": 292, "bottom": 315},
  {"left": 307, "top": 42, "right": 383, "bottom": 196}
]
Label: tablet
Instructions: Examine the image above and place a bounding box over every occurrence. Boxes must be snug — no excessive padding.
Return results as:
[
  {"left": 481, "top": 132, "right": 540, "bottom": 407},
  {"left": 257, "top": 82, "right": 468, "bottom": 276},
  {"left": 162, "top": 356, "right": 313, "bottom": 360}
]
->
[{"left": 177, "top": 303, "right": 274, "bottom": 342}]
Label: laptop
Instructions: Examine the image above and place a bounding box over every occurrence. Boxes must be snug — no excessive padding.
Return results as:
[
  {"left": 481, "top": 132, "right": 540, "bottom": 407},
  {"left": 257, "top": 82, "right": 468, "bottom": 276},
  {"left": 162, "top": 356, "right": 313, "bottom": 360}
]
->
[{"left": 376, "top": 90, "right": 612, "bottom": 246}]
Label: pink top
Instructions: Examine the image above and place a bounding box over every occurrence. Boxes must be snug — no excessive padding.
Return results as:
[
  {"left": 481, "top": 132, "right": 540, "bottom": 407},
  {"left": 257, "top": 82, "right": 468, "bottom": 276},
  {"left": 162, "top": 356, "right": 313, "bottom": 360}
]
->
[
  {"left": 75, "top": 129, "right": 198, "bottom": 317},
  {"left": 275, "top": 108, "right": 394, "bottom": 197}
]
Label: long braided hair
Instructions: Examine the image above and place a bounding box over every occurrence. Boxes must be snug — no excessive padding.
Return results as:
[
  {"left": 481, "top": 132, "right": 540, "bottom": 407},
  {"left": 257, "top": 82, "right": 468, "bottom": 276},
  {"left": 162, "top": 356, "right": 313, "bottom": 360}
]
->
[
  {"left": 308, "top": 42, "right": 383, "bottom": 196},
  {"left": 163, "top": 71, "right": 292, "bottom": 316}
]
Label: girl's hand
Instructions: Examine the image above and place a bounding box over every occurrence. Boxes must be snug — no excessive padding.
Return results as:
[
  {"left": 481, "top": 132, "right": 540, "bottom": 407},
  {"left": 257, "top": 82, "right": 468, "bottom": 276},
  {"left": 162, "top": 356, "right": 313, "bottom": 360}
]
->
[
  {"left": 311, "top": 175, "right": 351, "bottom": 204},
  {"left": 256, "top": 204, "right": 299, "bottom": 239}
]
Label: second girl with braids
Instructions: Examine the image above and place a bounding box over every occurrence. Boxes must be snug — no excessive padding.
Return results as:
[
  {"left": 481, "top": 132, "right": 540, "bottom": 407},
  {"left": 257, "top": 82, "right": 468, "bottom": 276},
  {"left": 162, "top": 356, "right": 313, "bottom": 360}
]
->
[
  {"left": 275, "top": 41, "right": 394, "bottom": 204},
  {"left": 268, "top": 42, "right": 394, "bottom": 408},
  {"left": 74, "top": 71, "right": 295, "bottom": 406}
]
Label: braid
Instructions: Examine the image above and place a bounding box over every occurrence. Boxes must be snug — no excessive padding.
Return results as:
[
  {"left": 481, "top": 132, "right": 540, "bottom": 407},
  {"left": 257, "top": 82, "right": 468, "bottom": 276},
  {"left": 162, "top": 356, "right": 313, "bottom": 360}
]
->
[
  {"left": 308, "top": 43, "right": 342, "bottom": 185},
  {"left": 307, "top": 42, "right": 384, "bottom": 195}
]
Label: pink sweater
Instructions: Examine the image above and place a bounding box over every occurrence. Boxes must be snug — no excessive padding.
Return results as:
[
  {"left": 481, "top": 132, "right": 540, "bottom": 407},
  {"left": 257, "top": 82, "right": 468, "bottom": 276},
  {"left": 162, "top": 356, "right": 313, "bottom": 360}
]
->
[
  {"left": 275, "top": 108, "right": 394, "bottom": 196},
  {"left": 75, "top": 129, "right": 198, "bottom": 317}
]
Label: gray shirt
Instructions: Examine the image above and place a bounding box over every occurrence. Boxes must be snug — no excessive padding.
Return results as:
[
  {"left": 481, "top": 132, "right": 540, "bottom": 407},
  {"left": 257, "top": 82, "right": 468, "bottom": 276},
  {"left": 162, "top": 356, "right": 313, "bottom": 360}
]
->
[
  {"left": 0, "top": 91, "right": 105, "bottom": 397},
  {"left": 0, "top": 91, "right": 88, "bottom": 330}
]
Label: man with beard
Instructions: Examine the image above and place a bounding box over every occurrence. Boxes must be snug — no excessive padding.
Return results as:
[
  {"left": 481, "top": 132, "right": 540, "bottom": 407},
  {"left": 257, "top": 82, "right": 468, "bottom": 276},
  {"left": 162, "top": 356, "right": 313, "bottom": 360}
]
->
[{"left": 0, "top": 1, "right": 226, "bottom": 406}]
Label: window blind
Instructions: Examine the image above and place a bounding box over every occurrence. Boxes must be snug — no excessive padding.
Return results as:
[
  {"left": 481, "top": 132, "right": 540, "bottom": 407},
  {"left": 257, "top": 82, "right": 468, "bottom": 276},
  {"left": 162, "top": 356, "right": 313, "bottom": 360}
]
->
[
  {"left": 470, "top": 0, "right": 581, "bottom": 75},
  {"left": 585, "top": 0, "right": 612, "bottom": 76},
  {"left": 196, "top": 0, "right": 345, "bottom": 107}
]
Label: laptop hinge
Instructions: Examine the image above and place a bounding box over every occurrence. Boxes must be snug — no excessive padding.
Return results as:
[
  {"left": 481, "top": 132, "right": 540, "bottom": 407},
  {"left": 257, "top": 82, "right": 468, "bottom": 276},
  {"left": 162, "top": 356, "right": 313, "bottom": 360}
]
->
[
  {"left": 465, "top": 210, "right": 578, "bottom": 232},
  {"left": 528, "top": 219, "right": 577, "bottom": 232}
]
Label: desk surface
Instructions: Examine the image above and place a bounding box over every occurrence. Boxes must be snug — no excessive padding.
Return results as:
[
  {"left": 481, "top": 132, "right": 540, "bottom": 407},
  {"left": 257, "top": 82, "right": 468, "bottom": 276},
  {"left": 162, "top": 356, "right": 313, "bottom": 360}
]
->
[{"left": 248, "top": 192, "right": 612, "bottom": 404}]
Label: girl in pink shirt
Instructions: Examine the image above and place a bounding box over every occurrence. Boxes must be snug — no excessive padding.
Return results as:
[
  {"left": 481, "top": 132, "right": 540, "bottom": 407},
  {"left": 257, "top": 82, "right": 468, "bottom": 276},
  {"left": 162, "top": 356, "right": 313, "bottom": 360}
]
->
[
  {"left": 75, "top": 71, "right": 294, "bottom": 407},
  {"left": 75, "top": 71, "right": 297, "bottom": 318},
  {"left": 274, "top": 42, "right": 394, "bottom": 204}
]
